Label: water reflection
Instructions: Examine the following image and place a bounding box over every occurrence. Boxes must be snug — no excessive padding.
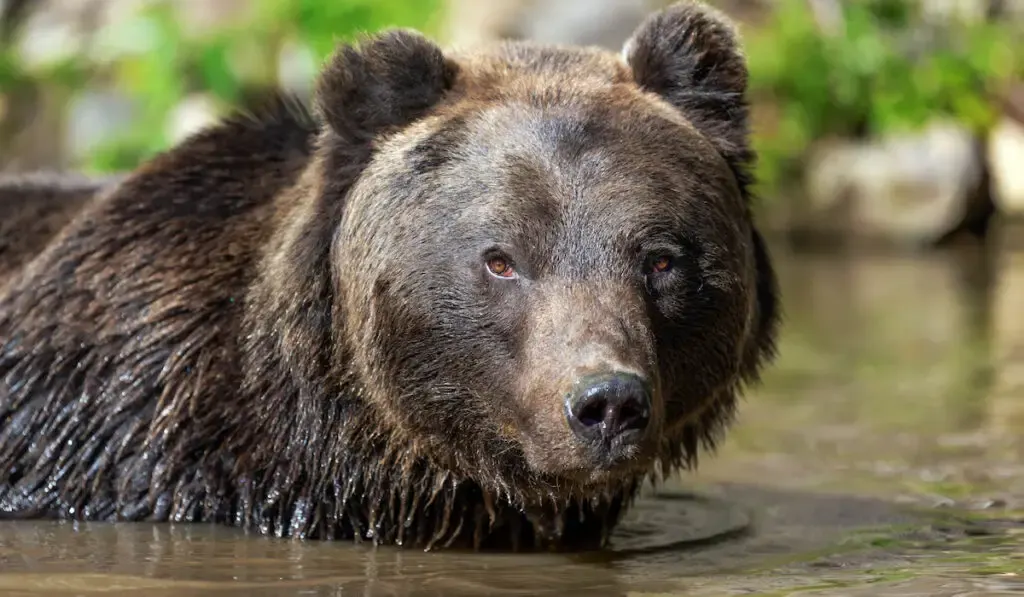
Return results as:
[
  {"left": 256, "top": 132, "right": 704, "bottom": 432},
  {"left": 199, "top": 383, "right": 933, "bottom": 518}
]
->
[
  {"left": 0, "top": 486, "right": 934, "bottom": 596},
  {"left": 990, "top": 231, "right": 1024, "bottom": 439},
  {"left": 696, "top": 243, "right": 1014, "bottom": 501},
  {"left": 2, "top": 243, "right": 1024, "bottom": 596},
  {"left": 0, "top": 520, "right": 624, "bottom": 596}
]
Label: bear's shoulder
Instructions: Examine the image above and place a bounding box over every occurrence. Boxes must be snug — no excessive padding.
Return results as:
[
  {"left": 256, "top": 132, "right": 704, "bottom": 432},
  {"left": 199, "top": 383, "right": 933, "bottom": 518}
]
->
[
  {"left": 0, "top": 172, "right": 120, "bottom": 285},
  {"left": 0, "top": 92, "right": 324, "bottom": 522}
]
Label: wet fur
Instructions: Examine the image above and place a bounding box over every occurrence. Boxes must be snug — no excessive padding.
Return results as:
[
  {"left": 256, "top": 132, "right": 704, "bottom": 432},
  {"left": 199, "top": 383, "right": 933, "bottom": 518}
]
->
[
  {"left": 0, "top": 2, "right": 779, "bottom": 551},
  {"left": 0, "top": 173, "right": 124, "bottom": 285}
]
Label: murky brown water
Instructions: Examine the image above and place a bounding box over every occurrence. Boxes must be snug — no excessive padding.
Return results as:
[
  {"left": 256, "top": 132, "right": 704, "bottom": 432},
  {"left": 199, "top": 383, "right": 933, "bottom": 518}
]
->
[{"left": 3, "top": 239, "right": 1024, "bottom": 596}]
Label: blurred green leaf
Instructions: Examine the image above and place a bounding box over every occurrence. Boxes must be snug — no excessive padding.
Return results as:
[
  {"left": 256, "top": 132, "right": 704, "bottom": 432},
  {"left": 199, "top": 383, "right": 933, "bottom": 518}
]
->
[
  {"left": 1, "top": 0, "right": 1018, "bottom": 190},
  {"left": 0, "top": 0, "right": 444, "bottom": 172},
  {"left": 196, "top": 38, "right": 242, "bottom": 104},
  {"left": 744, "top": 0, "right": 1015, "bottom": 199},
  {"left": 0, "top": 49, "right": 23, "bottom": 90}
]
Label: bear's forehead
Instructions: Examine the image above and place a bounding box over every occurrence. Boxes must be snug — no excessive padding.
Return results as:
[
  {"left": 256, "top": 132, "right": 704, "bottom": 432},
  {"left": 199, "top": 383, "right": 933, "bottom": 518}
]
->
[
  {"left": 409, "top": 94, "right": 725, "bottom": 215},
  {"left": 436, "top": 42, "right": 714, "bottom": 170},
  {"left": 410, "top": 105, "right": 733, "bottom": 244},
  {"left": 449, "top": 41, "right": 634, "bottom": 91},
  {"left": 369, "top": 40, "right": 744, "bottom": 238}
]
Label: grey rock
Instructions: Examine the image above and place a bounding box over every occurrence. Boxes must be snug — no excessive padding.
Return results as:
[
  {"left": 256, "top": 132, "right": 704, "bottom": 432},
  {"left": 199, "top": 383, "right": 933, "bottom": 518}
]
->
[
  {"left": 65, "top": 89, "right": 137, "bottom": 161},
  {"left": 445, "top": 0, "right": 663, "bottom": 50},
  {"left": 803, "top": 121, "right": 985, "bottom": 245},
  {"left": 165, "top": 94, "right": 221, "bottom": 146},
  {"left": 989, "top": 117, "right": 1024, "bottom": 216}
]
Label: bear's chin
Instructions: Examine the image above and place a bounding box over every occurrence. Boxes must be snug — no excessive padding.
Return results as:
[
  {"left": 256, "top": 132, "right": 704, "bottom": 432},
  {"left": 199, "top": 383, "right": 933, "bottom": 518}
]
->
[
  {"left": 428, "top": 474, "right": 646, "bottom": 552},
  {"left": 513, "top": 423, "right": 664, "bottom": 480},
  {"left": 524, "top": 456, "right": 658, "bottom": 491}
]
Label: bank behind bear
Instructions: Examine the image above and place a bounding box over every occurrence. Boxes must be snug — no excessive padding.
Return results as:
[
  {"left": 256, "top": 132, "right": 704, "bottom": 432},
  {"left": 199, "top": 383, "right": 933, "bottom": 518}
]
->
[{"left": 0, "top": 1, "right": 779, "bottom": 551}]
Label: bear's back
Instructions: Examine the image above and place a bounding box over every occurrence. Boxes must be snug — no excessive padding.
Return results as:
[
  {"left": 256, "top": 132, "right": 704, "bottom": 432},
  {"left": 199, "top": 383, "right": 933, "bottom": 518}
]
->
[
  {"left": 0, "top": 173, "right": 122, "bottom": 287},
  {"left": 0, "top": 94, "right": 319, "bottom": 521}
]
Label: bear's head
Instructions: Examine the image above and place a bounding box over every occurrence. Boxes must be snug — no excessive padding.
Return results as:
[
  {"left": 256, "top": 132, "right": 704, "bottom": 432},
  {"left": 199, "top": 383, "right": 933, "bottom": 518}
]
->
[{"left": 273, "top": 1, "right": 779, "bottom": 509}]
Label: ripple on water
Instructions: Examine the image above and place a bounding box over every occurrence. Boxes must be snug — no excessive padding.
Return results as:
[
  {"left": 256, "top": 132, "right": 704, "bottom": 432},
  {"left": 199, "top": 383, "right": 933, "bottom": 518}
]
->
[{"left": 606, "top": 490, "right": 752, "bottom": 555}]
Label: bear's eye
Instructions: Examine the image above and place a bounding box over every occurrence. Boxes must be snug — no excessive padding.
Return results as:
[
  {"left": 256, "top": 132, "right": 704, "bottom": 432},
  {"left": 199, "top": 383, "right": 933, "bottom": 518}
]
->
[
  {"left": 647, "top": 255, "right": 673, "bottom": 275},
  {"left": 486, "top": 256, "right": 517, "bottom": 279}
]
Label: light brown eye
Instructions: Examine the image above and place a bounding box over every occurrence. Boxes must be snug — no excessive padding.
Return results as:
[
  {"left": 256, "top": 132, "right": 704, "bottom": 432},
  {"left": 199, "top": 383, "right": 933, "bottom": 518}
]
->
[
  {"left": 487, "top": 256, "right": 516, "bottom": 279},
  {"left": 650, "top": 255, "right": 673, "bottom": 274}
]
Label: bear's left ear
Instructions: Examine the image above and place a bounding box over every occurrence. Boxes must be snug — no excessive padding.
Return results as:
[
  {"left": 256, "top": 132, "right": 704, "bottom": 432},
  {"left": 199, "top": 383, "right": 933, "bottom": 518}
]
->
[
  {"left": 622, "top": 2, "right": 751, "bottom": 179},
  {"left": 316, "top": 29, "right": 459, "bottom": 144}
]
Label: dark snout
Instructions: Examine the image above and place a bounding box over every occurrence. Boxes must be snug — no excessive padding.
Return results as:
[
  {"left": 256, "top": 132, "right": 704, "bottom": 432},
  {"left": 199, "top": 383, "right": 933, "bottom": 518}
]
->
[{"left": 565, "top": 372, "right": 652, "bottom": 452}]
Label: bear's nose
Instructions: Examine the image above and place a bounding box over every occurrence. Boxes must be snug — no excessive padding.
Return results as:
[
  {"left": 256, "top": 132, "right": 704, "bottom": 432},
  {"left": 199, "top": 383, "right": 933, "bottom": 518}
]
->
[{"left": 565, "top": 372, "right": 652, "bottom": 446}]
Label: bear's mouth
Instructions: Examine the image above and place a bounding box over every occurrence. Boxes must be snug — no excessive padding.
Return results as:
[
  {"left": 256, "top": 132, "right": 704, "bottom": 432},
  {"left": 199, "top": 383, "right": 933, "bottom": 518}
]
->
[
  {"left": 570, "top": 439, "right": 656, "bottom": 485},
  {"left": 585, "top": 429, "right": 648, "bottom": 468},
  {"left": 516, "top": 426, "right": 659, "bottom": 489}
]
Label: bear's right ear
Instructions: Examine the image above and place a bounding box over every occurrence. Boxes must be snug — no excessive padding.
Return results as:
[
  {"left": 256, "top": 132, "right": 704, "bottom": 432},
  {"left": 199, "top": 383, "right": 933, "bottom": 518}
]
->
[
  {"left": 622, "top": 2, "right": 750, "bottom": 179},
  {"left": 316, "top": 29, "right": 458, "bottom": 144}
]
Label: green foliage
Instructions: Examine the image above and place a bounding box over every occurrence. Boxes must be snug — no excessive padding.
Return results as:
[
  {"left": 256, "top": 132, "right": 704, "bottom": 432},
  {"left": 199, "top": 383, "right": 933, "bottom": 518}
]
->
[
  {"left": 745, "top": 0, "right": 1022, "bottom": 197},
  {"left": 2, "top": 0, "right": 1021, "bottom": 197},
  {"left": 0, "top": 0, "right": 443, "bottom": 172}
]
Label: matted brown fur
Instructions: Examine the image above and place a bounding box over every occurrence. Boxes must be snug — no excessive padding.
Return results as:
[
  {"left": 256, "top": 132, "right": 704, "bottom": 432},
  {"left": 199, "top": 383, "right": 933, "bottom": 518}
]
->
[
  {"left": 0, "top": 173, "right": 125, "bottom": 285},
  {"left": 0, "top": 1, "right": 780, "bottom": 551}
]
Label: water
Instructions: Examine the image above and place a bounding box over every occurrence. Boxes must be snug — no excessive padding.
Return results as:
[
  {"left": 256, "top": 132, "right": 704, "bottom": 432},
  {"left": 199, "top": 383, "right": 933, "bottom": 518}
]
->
[{"left": 2, "top": 239, "right": 1024, "bottom": 596}]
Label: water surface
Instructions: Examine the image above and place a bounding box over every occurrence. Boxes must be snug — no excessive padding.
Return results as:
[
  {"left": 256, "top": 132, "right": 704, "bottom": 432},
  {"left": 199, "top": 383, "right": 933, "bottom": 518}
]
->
[{"left": 3, "top": 241, "right": 1023, "bottom": 596}]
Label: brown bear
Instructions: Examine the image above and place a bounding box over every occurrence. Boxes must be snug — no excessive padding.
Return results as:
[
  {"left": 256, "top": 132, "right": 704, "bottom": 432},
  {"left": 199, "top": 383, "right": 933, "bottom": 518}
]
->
[{"left": 0, "top": 1, "right": 779, "bottom": 551}]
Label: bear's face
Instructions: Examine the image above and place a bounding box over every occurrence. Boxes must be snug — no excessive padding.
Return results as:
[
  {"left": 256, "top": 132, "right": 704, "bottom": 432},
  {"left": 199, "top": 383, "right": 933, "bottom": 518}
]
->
[{"left": 318, "top": 2, "right": 778, "bottom": 500}]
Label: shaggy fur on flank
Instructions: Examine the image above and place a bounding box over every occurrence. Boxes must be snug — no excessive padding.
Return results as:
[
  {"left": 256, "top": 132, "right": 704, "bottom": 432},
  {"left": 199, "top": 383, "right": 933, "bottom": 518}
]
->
[{"left": 0, "top": 1, "right": 779, "bottom": 551}]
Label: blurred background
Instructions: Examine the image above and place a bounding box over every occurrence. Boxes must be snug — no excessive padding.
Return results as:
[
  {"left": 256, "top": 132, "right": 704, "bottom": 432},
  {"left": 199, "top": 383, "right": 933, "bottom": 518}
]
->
[{"left": 0, "top": 0, "right": 1022, "bottom": 247}]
